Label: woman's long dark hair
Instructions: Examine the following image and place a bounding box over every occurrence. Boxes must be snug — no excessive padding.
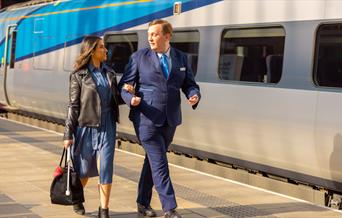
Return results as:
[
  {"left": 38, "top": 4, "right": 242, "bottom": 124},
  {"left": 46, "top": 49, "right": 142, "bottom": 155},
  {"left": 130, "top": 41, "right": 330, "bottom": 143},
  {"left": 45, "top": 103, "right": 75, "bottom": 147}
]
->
[{"left": 74, "top": 35, "right": 102, "bottom": 72}]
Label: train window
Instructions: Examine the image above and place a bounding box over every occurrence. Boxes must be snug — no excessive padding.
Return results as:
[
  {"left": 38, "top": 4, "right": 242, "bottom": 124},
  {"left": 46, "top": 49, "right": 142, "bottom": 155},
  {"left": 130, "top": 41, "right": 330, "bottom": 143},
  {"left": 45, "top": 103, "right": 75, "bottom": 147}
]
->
[
  {"left": 9, "top": 29, "right": 17, "bottom": 69},
  {"left": 314, "top": 24, "right": 342, "bottom": 88},
  {"left": 33, "top": 36, "right": 57, "bottom": 70},
  {"left": 218, "top": 27, "right": 285, "bottom": 83},
  {"left": 105, "top": 33, "right": 138, "bottom": 74},
  {"left": 170, "top": 30, "right": 199, "bottom": 76}
]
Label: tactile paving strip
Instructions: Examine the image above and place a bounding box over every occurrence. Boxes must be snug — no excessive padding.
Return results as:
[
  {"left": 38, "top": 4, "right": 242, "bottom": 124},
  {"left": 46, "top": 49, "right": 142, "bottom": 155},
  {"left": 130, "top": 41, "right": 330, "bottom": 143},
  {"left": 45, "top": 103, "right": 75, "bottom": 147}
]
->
[{"left": 115, "top": 165, "right": 277, "bottom": 218}]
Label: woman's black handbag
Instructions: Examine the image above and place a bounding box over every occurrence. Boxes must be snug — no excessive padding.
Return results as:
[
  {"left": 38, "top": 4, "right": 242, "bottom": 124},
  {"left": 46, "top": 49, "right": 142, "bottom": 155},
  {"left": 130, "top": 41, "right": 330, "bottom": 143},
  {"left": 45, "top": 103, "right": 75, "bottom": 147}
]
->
[{"left": 50, "top": 147, "right": 84, "bottom": 205}]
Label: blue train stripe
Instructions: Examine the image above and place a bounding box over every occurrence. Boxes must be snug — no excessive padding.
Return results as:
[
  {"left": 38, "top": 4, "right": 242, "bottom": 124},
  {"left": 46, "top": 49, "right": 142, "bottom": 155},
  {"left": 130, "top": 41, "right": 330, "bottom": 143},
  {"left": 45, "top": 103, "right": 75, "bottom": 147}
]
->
[
  {"left": 5, "top": 0, "right": 222, "bottom": 62},
  {"left": 4, "top": 0, "right": 178, "bottom": 60}
]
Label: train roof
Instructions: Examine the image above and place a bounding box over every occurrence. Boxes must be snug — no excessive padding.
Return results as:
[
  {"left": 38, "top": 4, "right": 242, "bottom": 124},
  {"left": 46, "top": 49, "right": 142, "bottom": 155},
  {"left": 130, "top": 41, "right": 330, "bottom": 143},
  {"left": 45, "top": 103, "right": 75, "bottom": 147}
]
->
[{"left": 4, "top": 0, "right": 57, "bottom": 10}]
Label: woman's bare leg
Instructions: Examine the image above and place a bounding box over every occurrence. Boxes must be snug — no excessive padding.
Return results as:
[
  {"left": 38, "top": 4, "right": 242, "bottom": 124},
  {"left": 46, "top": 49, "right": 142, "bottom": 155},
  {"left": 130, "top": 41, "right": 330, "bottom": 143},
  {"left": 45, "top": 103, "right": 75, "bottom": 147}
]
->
[{"left": 99, "top": 184, "right": 112, "bottom": 209}]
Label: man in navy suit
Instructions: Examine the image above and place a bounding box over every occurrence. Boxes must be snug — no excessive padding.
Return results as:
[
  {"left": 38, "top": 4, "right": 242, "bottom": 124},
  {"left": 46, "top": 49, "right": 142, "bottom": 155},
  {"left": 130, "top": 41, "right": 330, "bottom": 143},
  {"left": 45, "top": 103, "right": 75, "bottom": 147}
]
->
[{"left": 119, "top": 19, "right": 200, "bottom": 218}]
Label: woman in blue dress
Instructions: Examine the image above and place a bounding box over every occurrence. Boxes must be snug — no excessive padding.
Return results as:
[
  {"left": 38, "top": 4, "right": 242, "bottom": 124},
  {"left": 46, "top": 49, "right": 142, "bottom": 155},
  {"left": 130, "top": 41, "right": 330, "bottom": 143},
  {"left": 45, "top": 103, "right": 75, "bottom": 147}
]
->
[{"left": 63, "top": 35, "right": 121, "bottom": 218}]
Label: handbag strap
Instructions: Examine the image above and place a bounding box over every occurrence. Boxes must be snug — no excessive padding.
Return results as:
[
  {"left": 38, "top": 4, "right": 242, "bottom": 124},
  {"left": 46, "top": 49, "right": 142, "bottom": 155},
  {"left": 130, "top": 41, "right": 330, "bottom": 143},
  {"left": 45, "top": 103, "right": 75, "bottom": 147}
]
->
[
  {"left": 59, "top": 148, "right": 66, "bottom": 167},
  {"left": 59, "top": 148, "right": 76, "bottom": 168}
]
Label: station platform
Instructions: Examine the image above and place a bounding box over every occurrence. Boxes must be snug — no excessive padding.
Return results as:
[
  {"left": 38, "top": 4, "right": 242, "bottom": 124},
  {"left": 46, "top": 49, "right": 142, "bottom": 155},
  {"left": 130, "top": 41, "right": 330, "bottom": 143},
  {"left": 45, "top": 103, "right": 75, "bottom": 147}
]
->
[{"left": 1, "top": 117, "right": 342, "bottom": 218}]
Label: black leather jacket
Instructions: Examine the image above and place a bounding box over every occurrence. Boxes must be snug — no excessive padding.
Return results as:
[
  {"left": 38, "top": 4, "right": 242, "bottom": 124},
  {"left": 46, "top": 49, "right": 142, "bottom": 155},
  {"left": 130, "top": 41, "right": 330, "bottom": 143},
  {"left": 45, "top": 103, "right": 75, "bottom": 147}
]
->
[{"left": 63, "top": 65, "right": 121, "bottom": 140}]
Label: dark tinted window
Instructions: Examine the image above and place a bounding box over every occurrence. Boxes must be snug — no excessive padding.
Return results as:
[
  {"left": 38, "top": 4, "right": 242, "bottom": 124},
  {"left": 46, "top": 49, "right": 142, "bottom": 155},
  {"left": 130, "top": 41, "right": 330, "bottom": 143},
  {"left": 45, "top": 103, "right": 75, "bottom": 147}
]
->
[
  {"left": 171, "top": 30, "right": 199, "bottom": 76},
  {"left": 105, "top": 33, "right": 138, "bottom": 74},
  {"left": 219, "top": 27, "right": 285, "bottom": 83},
  {"left": 314, "top": 24, "right": 342, "bottom": 88}
]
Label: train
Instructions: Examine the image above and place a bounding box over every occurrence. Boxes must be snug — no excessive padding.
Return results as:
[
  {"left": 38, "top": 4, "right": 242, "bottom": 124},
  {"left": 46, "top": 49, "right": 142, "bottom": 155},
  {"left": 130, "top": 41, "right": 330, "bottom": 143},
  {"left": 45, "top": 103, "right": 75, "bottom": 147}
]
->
[{"left": 2, "top": 0, "right": 342, "bottom": 207}]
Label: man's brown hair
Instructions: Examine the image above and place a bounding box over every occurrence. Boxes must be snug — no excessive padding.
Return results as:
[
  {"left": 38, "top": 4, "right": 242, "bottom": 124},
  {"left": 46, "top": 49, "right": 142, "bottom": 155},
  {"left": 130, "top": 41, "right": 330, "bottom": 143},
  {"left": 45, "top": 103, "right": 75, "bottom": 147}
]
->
[{"left": 148, "top": 19, "right": 173, "bottom": 36}]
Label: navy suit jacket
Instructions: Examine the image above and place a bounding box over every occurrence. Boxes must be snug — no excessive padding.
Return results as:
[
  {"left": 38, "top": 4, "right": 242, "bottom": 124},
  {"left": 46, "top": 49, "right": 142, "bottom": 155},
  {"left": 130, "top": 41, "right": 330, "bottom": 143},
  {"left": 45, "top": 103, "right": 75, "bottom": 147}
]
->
[{"left": 119, "top": 47, "right": 201, "bottom": 127}]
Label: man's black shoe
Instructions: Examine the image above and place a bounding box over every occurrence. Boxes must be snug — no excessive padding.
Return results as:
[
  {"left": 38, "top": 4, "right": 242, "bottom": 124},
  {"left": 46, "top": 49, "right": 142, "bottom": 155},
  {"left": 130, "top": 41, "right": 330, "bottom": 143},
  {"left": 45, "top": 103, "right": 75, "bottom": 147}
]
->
[
  {"left": 73, "top": 202, "right": 85, "bottom": 215},
  {"left": 164, "top": 209, "right": 181, "bottom": 218},
  {"left": 137, "top": 203, "right": 157, "bottom": 217},
  {"left": 98, "top": 207, "right": 109, "bottom": 218}
]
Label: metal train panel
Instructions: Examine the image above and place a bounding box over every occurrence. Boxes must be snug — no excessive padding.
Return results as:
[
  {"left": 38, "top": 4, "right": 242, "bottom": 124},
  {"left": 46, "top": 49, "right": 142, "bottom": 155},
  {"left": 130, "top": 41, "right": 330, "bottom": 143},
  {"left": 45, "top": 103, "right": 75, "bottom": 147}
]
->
[
  {"left": 173, "top": 82, "right": 320, "bottom": 175},
  {"left": 316, "top": 91, "right": 342, "bottom": 185},
  {"left": 128, "top": 0, "right": 327, "bottom": 31},
  {"left": 6, "top": 47, "right": 69, "bottom": 118}
]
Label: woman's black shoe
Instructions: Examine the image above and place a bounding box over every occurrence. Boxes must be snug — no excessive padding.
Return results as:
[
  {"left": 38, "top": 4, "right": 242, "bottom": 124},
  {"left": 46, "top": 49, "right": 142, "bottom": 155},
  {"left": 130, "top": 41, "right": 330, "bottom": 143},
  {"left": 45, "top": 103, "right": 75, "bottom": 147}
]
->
[
  {"left": 98, "top": 207, "right": 109, "bottom": 218},
  {"left": 73, "top": 203, "right": 85, "bottom": 215}
]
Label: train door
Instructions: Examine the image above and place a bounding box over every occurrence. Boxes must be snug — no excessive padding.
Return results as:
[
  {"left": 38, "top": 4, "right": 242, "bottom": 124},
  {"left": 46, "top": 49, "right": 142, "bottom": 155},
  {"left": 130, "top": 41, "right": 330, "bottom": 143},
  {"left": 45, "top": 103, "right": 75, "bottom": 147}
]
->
[
  {"left": 314, "top": 23, "right": 342, "bottom": 194},
  {"left": 0, "top": 24, "right": 17, "bottom": 107}
]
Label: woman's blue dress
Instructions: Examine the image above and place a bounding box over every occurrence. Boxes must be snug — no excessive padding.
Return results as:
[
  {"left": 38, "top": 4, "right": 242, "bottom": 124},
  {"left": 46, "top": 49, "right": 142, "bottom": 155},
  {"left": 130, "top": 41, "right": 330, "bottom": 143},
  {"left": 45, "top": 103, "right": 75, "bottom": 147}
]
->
[{"left": 72, "top": 64, "right": 116, "bottom": 184}]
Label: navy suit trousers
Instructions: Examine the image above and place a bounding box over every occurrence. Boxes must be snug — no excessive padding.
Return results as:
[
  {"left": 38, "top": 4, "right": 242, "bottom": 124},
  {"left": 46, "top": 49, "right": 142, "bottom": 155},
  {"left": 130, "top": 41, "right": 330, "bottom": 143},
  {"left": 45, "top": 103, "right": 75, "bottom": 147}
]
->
[{"left": 134, "top": 123, "right": 177, "bottom": 212}]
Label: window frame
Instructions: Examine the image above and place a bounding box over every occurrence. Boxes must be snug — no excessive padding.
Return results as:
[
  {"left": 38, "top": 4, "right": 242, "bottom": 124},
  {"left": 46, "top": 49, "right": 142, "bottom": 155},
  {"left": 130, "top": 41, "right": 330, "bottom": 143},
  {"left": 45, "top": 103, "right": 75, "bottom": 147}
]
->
[
  {"left": 171, "top": 29, "right": 200, "bottom": 76},
  {"left": 218, "top": 25, "right": 286, "bottom": 85},
  {"left": 103, "top": 31, "right": 139, "bottom": 75},
  {"left": 313, "top": 22, "right": 342, "bottom": 89}
]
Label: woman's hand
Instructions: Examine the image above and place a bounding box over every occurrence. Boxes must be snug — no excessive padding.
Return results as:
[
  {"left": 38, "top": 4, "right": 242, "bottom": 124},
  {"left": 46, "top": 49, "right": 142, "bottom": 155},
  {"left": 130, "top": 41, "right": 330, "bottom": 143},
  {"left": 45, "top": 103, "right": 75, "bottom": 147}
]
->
[
  {"left": 123, "top": 83, "right": 135, "bottom": 94},
  {"left": 63, "top": 139, "right": 73, "bottom": 149}
]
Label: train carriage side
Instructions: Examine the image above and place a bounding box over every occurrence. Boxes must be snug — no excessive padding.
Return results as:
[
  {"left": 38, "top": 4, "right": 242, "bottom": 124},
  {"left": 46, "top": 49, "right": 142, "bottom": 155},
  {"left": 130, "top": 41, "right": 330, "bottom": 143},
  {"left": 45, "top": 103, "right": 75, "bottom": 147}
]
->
[
  {"left": 112, "top": 0, "right": 342, "bottom": 197},
  {"left": 114, "top": 20, "right": 324, "bottom": 190}
]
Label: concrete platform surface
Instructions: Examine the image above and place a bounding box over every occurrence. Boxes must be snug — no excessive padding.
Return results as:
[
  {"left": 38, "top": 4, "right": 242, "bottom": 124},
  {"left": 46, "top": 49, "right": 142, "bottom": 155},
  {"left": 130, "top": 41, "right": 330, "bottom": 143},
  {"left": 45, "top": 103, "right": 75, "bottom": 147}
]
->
[{"left": 0, "top": 118, "right": 342, "bottom": 218}]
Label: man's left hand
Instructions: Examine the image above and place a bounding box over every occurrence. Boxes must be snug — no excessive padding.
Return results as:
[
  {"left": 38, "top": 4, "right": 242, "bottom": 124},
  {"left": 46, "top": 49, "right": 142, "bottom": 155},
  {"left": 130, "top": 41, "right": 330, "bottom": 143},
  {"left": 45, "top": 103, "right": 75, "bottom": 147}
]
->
[{"left": 188, "top": 95, "right": 199, "bottom": 106}]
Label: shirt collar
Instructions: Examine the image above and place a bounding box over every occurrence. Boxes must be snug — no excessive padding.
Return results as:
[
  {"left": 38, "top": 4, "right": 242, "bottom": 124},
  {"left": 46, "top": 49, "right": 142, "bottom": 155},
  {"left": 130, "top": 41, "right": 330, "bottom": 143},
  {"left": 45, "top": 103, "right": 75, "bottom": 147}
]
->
[
  {"left": 157, "top": 47, "right": 170, "bottom": 59},
  {"left": 88, "top": 63, "right": 104, "bottom": 73}
]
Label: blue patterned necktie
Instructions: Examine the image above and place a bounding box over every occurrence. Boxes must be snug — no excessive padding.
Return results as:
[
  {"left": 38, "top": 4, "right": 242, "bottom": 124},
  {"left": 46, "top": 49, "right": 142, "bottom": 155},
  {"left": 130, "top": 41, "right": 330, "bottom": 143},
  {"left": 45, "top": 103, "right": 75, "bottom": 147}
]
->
[{"left": 160, "top": 54, "right": 169, "bottom": 79}]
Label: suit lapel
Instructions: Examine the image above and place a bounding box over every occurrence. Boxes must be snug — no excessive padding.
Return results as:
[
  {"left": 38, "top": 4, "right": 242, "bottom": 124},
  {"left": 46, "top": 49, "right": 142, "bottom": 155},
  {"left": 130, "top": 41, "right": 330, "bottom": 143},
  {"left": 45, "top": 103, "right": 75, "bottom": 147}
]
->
[
  {"left": 169, "top": 47, "right": 178, "bottom": 80},
  {"left": 148, "top": 49, "right": 165, "bottom": 79}
]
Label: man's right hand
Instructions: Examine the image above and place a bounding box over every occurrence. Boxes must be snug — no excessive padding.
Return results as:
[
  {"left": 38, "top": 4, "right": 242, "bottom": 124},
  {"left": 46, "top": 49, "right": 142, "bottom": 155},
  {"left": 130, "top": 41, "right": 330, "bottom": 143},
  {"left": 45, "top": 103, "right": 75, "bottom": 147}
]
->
[
  {"left": 131, "top": 96, "right": 141, "bottom": 106},
  {"left": 63, "top": 139, "right": 73, "bottom": 149}
]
